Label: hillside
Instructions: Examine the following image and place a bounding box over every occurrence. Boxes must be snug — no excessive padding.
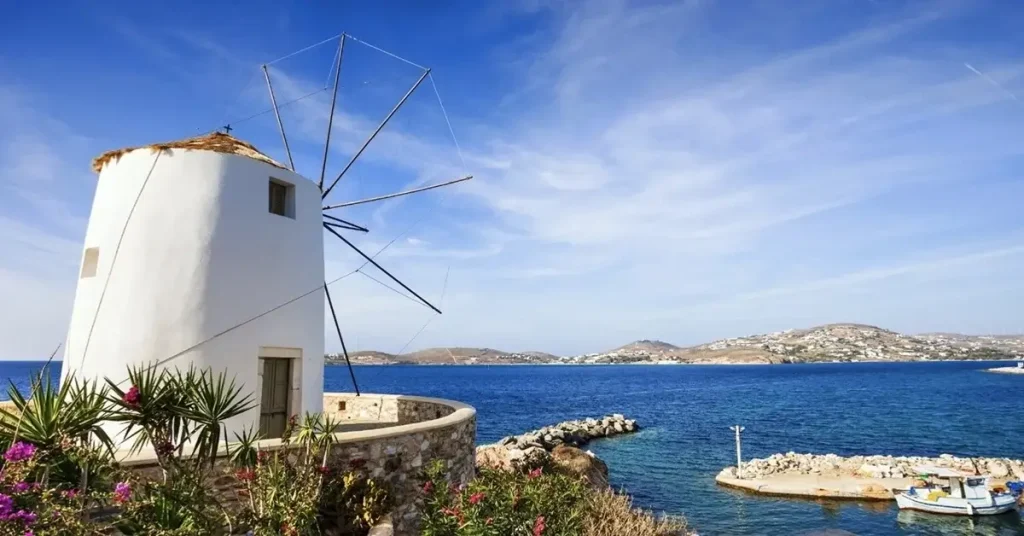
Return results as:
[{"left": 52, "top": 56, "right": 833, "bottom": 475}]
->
[
  {"left": 572, "top": 323, "right": 1024, "bottom": 364},
  {"left": 331, "top": 347, "right": 560, "bottom": 365},
  {"left": 329, "top": 324, "right": 1024, "bottom": 365}
]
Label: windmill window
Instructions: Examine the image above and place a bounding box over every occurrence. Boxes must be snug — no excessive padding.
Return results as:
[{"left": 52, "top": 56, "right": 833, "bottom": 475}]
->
[
  {"left": 268, "top": 178, "right": 295, "bottom": 218},
  {"left": 80, "top": 247, "right": 99, "bottom": 279}
]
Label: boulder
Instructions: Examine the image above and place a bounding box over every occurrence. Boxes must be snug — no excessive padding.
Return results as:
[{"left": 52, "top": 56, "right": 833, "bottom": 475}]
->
[
  {"left": 988, "top": 460, "right": 1010, "bottom": 479},
  {"left": 476, "top": 444, "right": 514, "bottom": 471},
  {"left": 509, "top": 446, "right": 550, "bottom": 469},
  {"left": 550, "top": 445, "right": 609, "bottom": 489}
]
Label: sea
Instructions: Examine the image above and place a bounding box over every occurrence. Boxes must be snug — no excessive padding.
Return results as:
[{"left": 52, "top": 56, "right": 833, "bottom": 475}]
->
[{"left": 2, "top": 360, "right": 1022, "bottom": 536}]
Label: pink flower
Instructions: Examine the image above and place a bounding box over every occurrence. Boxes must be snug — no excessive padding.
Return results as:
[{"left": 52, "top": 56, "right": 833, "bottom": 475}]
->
[
  {"left": 422, "top": 481, "right": 434, "bottom": 494},
  {"left": 528, "top": 467, "right": 543, "bottom": 479},
  {"left": 4, "top": 442, "right": 36, "bottom": 463},
  {"left": 61, "top": 489, "right": 78, "bottom": 500},
  {"left": 11, "top": 482, "right": 29, "bottom": 494},
  {"left": 468, "top": 491, "right": 485, "bottom": 505},
  {"left": 113, "top": 482, "right": 131, "bottom": 504},
  {"left": 235, "top": 468, "right": 255, "bottom": 482},
  {"left": 533, "top": 515, "right": 546, "bottom": 536},
  {"left": 0, "top": 493, "right": 13, "bottom": 516},
  {"left": 123, "top": 385, "right": 141, "bottom": 407}
]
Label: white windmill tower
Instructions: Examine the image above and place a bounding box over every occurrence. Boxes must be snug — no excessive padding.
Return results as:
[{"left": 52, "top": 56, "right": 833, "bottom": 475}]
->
[{"left": 60, "top": 33, "right": 471, "bottom": 441}]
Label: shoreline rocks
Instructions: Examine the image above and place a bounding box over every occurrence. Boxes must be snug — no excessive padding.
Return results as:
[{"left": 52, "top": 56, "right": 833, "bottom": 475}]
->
[
  {"left": 719, "top": 452, "right": 1024, "bottom": 481},
  {"left": 476, "top": 414, "right": 638, "bottom": 474}
]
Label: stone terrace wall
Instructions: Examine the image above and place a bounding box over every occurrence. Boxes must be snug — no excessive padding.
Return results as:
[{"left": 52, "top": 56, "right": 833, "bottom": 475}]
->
[
  {"left": 118, "top": 393, "right": 476, "bottom": 536},
  {"left": 320, "top": 393, "right": 457, "bottom": 427},
  {"left": 323, "top": 393, "right": 399, "bottom": 422}
]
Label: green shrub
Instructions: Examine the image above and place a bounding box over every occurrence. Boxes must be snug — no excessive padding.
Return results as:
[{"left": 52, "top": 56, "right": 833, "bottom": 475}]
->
[
  {"left": 0, "top": 366, "right": 389, "bottom": 536},
  {"left": 419, "top": 460, "right": 691, "bottom": 536},
  {"left": 421, "top": 461, "right": 588, "bottom": 536},
  {"left": 229, "top": 413, "right": 391, "bottom": 536}
]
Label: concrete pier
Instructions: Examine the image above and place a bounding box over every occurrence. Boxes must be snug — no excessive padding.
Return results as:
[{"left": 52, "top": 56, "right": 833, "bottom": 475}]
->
[
  {"left": 716, "top": 471, "right": 912, "bottom": 500},
  {"left": 715, "top": 452, "right": 1024, "bottom": 501}
]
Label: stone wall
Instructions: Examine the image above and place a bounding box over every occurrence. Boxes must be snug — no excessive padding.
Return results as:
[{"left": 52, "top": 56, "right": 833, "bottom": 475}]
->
[
  {"left": 322, "top": 393, "right": 398, "bottom": 422},
  {"left": 116, "top": 393, "right": 476, "bottom": 536},
  {"left": 320, "top": 393, "right": 457, "bottom": 426}
]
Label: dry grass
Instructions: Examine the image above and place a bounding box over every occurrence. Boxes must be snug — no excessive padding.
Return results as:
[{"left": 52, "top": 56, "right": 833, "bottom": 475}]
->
[
  {"left": 92, "top": 132, "right": 286, "bottom": 173},
  {"left": 584, "top": 488, "right": 691, "bottom": 536}
]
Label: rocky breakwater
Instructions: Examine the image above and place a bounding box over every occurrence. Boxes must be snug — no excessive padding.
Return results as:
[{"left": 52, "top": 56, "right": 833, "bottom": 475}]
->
[
  {"left": 476, "top": 414, "right": 638, "bottom": 485},
  {"left": 720, "top": 452, "right": 1024, "bottom": 482}
]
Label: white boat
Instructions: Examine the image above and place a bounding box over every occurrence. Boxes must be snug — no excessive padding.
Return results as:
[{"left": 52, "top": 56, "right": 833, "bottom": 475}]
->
[{"left": 895, "top": 466, "right": 1018, "bottom": 516}]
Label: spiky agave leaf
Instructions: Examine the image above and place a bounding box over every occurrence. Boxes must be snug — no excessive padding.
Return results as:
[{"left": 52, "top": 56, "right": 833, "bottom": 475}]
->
[
  {"left": 229, "top": 425, "right": 263, "bottom": 469},
  {"left": 185, "top": 368, "right": 255, "bottom": 468},
  {"left": 0, "top": 372, "right": 113, "bottom": 452},
  {"left": 105, "top": 364, "right": 191, "bottom": 456}
]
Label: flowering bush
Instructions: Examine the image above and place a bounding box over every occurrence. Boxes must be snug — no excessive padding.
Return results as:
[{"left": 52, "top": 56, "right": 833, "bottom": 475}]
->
[
  {"left": 231, "top": 413, "right": 390, "bottom": 536},
  {"left": 0, "top": 439, "right": 103, "bottom": 536},
  {"left": 420, "top": 460, "right": 588, "bottom": 536},
  {"left": 420, "top": 459, "right": 691, "bottom": 536}
]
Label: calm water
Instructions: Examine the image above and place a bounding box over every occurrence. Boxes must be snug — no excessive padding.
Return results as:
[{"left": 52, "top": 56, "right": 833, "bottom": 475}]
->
[{"left": 4, "top": 360, "right": 1023, "bottom": 535}]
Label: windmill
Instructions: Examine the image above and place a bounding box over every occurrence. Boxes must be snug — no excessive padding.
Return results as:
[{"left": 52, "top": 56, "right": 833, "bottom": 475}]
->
[{"left": 62, "top": 32, "right": 471, "bottom": 440}]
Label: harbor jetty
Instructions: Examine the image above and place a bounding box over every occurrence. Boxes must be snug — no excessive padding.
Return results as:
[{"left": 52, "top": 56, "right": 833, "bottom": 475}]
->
[
  {"left": 986, "top": 362, "right": 1024, "bottom": 374},
  {"left": 476, "top": 414, "right": 638, "bottom": 474},
  {"left": 717, "top": 452, "right": 1024, "bottom": 500}
]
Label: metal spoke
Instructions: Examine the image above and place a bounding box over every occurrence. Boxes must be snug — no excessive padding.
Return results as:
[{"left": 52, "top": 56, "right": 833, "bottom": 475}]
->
[
  {"left": 321, "top": 69, "right": 431, "bottom": 200},
  {"left": 325, "top": 282, "right": 360, "bottom": 396},
  {"left": 262, "top": 65, "right": 295, "bottom": 171},
  {"left": 323, "top": 175, "right": 473, "bottom": 211},
  {"left": 323, "top": 223, "right": 442, "bottom": 314},
  {"left": 323, "top": 213, "right": 368, "bottom": 233},
  {"left": 318, "top": 34, "right": 346, "bottom": 192}
]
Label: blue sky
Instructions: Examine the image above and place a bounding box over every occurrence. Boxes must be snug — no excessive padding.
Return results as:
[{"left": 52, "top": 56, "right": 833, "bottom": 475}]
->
[{"left": 1, "top": 0, "right": 1023, "bottom": 359}]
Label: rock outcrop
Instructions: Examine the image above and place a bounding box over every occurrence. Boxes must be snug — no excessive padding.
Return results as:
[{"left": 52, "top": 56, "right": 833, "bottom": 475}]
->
[
  {"left": 476, "top": 414, "right": 638, "bottom": 473},
  {"left": 719, "top": 452, "right": 1024, "bottom": 481},
  {"left": 550, "top": 445, "right": 609, "bottom": 489}
]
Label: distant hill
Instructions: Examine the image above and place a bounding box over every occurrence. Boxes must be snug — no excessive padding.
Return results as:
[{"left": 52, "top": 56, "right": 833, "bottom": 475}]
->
[
  {"left": 331, "top": 323, "right": 1024, "bottom": 365},
  {"left": 613, "top": 340, "right": 680, "bottom": 353},
  {"left": 332, "top": 347, "right": 560, "bottom": 365}
]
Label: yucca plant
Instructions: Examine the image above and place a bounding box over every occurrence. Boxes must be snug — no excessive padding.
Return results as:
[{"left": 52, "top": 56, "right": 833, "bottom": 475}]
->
[
  {"left": 229, "top": 426, "right": 263, "bottom": 469},
  {"left": 183, "top": 368, "right": 255, "bottom": 469},
  {"left": 105, "top": 364, "right": 193, "bottom": 464},
  {"left": 0, "top": 372, "right": 116, "bottom": 489},
  {"left": 0, "top": 373, "right": 114, "bottom": 453}
]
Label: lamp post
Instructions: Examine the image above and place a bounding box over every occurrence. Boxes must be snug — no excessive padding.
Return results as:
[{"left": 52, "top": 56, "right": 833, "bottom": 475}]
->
[{"left": 730, "top": 425, "right": 745, "bottom": 479}]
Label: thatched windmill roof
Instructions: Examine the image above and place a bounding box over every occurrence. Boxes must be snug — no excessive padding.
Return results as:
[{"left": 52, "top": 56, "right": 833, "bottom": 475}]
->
[{"left": 92, "top": 132, "right": 287, "bottom": 173}]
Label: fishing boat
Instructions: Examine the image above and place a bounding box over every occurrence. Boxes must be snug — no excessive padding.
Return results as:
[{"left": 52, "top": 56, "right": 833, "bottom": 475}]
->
[{"left": 895, "top": 466, "right": 1018, "bottom": 516}]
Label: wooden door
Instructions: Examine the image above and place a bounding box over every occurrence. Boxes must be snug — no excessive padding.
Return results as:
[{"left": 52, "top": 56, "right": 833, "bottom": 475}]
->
[{"left": 259, "top": 358, "right": 291, "bottom": 438}]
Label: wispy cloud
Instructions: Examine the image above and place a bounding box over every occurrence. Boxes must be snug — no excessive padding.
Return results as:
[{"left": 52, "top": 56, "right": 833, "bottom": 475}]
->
[{"left": 2, "top": 0, "right": 1023, "bottom": 358}]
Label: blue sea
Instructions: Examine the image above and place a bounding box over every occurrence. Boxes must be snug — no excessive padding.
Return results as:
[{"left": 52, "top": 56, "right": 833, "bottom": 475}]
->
[{"left": 3, "top": 360, "right": 1023, "bottom": 535}]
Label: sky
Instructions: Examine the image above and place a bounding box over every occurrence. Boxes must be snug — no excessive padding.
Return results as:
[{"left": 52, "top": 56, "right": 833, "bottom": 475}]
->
[{"left": 1, "top": 0, "right": 1023, "bottom": 359}]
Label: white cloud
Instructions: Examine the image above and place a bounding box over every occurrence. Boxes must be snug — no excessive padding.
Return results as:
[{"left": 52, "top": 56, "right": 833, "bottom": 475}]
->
[{"left": 2, "top": 1, "right": 1024, "bottom": 358}]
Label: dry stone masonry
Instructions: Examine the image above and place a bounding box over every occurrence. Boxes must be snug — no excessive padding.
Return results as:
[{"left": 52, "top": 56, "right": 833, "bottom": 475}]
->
[{"left": 720, "top": 452, "right": 1024, "bottom": 481}]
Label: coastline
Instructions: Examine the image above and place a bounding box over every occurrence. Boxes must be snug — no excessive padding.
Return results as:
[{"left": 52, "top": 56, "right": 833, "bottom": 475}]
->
[{"left": 328, "top": 358, "right": 1019, "bottom": 367}]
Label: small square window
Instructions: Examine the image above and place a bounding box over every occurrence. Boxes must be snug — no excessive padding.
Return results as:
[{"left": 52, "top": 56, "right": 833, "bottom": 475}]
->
[
  {"left": 81, "top": 247, "right": 99, "bottom": 279},
  {"left": 268, "top": 178, "right": 295, "bottom": 218}
]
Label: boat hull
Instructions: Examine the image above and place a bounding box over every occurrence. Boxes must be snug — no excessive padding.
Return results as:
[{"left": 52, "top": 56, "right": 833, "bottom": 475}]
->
[{"left": 896, "top": 492, "right": 1017, "bottom": 516}]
